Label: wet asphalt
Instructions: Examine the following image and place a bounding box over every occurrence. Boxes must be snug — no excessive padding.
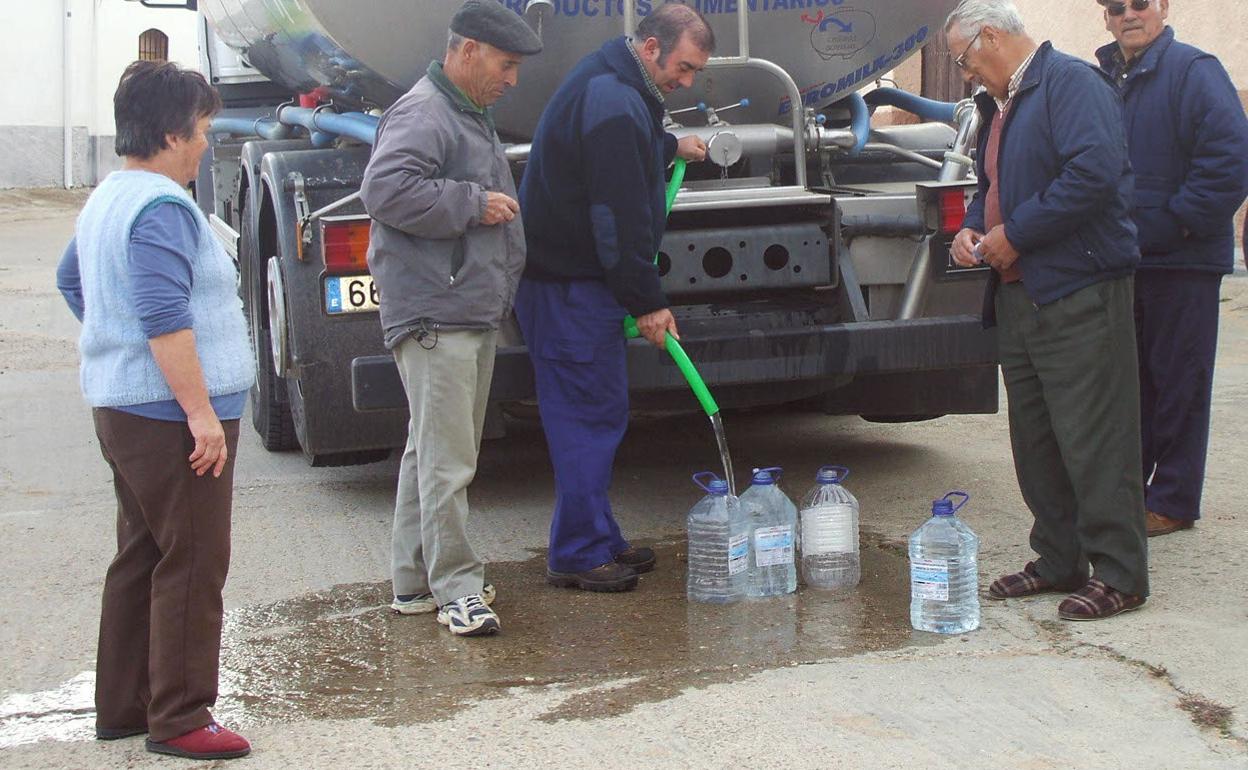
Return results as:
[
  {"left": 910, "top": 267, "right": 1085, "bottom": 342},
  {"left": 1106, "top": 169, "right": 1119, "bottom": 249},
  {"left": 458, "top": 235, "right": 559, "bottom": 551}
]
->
[{"left": 2, "top": 192, "right": 1247, "bottom": 768}]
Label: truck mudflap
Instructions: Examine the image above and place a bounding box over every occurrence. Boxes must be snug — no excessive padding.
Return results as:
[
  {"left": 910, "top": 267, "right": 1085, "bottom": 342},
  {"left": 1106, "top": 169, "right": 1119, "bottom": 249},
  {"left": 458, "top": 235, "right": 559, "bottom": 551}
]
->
[{"left": 351, "top": 314, "right": 997, "bottom": 413}]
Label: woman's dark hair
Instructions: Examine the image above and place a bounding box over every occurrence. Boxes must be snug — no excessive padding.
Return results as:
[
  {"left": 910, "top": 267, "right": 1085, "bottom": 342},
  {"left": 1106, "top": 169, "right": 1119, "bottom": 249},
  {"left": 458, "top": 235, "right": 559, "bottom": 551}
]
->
[{"left": 113, "top": 60, "right": 222, "bottom": 159}]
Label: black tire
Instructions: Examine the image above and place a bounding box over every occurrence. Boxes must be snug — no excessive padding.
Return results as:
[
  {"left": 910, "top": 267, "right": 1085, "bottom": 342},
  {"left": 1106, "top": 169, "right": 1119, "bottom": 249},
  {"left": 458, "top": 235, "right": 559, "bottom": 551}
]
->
[
  {"left": 241, "top": 197, "right": 298, "bottom": 451},
  {"left": 286, "top": 376, "right": 390, "bottom": 467}
]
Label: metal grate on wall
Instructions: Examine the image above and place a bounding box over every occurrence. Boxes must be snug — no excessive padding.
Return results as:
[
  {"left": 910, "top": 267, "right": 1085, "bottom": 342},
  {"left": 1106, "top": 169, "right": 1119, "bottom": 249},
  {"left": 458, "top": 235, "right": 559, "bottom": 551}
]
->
[{"left": 139, "top": 28, "right": 169, "bottom": 62}]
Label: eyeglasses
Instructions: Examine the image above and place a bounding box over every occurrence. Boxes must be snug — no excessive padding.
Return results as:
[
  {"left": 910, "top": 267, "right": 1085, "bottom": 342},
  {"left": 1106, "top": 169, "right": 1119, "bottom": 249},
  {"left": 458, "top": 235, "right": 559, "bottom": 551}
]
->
[
  {"left": 954, "top": 27, "right": 983, "bottom": 70},
  {"left": 1105, "top": 0, "right": 1151, "bottom": 16}
]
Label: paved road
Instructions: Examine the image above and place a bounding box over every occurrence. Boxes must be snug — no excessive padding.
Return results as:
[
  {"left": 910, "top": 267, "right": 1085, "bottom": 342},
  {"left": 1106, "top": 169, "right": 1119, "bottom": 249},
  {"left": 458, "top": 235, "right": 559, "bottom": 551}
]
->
[{"left": 1, "top": 190, "right": 1245, "bottom": 768}]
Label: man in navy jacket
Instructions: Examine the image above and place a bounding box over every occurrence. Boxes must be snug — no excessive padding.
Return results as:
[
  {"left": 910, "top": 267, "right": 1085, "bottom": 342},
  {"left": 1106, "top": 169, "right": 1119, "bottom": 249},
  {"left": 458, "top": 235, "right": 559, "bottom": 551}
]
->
[
  {"left": 947, "top": 0, "right": 1148, "bottom": 621},
  {"left": 1094, "top": 0, "right": 1248, "bottom": 537},
  {"left": 516, "top": 3, "right": 710, "bottom": 592}
]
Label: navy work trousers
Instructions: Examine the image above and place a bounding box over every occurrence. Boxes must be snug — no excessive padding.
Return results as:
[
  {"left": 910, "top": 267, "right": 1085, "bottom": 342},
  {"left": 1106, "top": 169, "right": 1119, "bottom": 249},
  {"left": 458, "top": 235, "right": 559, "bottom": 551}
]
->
[
  {"left": 1134, "top": 269, "right": 1222, "bottom": 522},
  {"left": 514, "top": 277, "right": 632, "bottom": 573}
]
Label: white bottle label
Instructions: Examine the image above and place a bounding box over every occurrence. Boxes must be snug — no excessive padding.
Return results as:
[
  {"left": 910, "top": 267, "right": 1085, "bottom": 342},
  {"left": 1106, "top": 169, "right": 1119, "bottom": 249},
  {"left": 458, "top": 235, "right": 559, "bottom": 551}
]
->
[
  {"left": 801, "top": 504, "right": 855, "bottom": 554},
  {"left": 911, "top": 558, "right": 950, "bottom": 601},
  {"left": 728, "top": 533, "right": 749, "bottom": 575},
  {"left": 754, "top": 526, "right": 795, "bottom": 567}
]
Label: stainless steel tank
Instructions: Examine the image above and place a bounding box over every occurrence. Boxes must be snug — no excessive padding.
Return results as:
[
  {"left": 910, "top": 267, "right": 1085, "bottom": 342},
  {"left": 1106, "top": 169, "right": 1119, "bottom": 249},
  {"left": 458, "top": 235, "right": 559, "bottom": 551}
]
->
[{"left": 202, "top": 0, "right": 958, "bottom": 139}]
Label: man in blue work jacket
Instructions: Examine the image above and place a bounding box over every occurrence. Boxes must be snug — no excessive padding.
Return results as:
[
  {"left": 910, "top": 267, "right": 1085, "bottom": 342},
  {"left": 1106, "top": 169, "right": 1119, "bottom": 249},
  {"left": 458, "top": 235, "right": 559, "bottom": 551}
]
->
[
  {"left": 516, "top": 3, "right": 711, "bottom": 592},
  {"left": 1094, "top": 0, "right": 1248, "bottom": 537},
  {"left": 946, "top": 0, "right": 1148, "bottom": 621}
]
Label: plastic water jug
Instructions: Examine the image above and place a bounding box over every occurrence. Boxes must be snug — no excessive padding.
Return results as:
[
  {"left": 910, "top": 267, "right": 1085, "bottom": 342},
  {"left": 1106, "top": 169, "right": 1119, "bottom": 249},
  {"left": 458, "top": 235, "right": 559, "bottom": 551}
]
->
[
  {"left": 740, "top": 467, "right": 798, "bottom": 598},
  {"left": 686, "top": 472, "right": 750, "bottom": 604},
  {"left": 909, "top": 491, "right": 980, "bottom": 634},
  {"left": 799, "top": 465, "right": 860, "bottom": 590}
]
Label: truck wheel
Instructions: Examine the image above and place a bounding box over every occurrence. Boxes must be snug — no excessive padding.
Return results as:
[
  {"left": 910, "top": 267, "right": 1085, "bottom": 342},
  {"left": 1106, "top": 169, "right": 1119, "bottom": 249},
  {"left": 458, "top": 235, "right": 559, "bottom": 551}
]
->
[
  {"left": 286, "top": 376, "right": 390, "bottom": 467},
  {"left": 241, "top": 198, "right": 298, "bottom": 451}
]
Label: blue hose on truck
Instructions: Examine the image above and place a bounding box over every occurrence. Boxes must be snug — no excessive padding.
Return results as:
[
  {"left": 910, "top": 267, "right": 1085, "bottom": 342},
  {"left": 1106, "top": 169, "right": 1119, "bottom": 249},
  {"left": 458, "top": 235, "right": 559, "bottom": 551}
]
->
[{"left": 210, "top": 109, "right": 378, "bottom": 146}]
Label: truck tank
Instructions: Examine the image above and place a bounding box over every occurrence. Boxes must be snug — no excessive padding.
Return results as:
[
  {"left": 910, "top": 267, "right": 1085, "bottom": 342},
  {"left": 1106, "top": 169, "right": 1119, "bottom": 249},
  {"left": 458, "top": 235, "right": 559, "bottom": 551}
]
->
[{"left": 202, "top": 0, "right": 958, "bottom": 138}]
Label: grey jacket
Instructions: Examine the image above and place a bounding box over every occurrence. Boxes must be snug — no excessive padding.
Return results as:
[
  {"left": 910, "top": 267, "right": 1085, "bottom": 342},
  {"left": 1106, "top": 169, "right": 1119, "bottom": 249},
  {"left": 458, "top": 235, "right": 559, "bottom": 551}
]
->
[{"left": 362, "top": 63, "right": 525, "bottom": 346}]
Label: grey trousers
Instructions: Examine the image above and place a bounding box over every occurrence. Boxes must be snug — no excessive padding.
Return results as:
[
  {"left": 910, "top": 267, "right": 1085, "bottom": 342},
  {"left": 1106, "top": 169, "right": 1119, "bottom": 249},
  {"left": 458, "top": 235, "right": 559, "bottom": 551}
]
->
[
  {"left": 391, "top": 328, "right": 496, "bottom": 605},
  {"left": 995, "top": 277, "right": 1149, "bottom": 597}
]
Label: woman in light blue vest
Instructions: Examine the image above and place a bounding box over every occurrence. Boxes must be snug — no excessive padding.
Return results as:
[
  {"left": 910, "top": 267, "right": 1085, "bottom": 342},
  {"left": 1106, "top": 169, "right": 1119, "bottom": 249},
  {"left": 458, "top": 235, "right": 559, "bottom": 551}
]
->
[{"left": 56, "top": 61, "right": 254, "bottom": 761}]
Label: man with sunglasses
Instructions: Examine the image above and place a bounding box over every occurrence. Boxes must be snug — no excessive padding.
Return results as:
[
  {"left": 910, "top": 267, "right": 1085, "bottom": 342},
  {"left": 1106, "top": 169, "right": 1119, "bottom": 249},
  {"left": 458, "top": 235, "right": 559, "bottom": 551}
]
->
[
  {"left": 1095, "top": 0, "right": 1248, "bottom": 537},
  {"left": 946, "top": 0, "right": 1149, "bottom": 621}
]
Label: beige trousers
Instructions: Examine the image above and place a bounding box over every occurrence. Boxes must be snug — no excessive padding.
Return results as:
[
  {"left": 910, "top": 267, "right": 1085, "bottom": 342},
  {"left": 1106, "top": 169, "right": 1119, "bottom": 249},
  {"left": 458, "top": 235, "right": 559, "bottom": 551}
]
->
[{"left": 390, "top": 329, "right": 496, "bottom": 605}]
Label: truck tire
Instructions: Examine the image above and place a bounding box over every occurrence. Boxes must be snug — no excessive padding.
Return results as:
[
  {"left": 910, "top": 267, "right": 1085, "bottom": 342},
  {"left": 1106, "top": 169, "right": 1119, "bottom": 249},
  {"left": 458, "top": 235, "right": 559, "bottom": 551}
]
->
[
  {"left": 241, "top": 197, "right": 298, "bottom": 451},
  {"left": 286, "top": 376, "right": 391, "bottom": 467}
]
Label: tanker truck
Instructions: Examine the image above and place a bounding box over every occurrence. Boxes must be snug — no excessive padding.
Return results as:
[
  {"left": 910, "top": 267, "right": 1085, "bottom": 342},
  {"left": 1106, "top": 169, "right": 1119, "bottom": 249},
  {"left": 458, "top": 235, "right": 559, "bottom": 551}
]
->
[{"left": 192, "top": 0, "right": 997, "bottom": 466}]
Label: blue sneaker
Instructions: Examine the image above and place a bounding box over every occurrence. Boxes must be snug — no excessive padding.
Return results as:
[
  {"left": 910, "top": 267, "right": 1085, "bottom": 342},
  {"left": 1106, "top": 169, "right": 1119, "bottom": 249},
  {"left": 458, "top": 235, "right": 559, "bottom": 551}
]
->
[
  {"left": 391, "top": 582, "right": 495, "bottom": 615},
  {"left": 437, "top": 594, "right": 500, "bottom": 636}
]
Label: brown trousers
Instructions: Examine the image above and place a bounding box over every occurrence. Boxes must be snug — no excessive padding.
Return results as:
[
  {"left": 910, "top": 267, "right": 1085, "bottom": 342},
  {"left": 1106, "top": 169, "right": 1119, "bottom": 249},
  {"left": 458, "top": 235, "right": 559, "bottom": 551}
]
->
[{"left": 92, "top": 408, "right": 239, "bottom": 742}]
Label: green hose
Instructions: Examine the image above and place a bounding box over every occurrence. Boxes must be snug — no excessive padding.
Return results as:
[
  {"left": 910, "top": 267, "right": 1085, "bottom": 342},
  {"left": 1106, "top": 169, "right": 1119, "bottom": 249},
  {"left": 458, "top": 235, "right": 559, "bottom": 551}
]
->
[{"left": 622, "top": 158, "right": 721, "bottom": 417}]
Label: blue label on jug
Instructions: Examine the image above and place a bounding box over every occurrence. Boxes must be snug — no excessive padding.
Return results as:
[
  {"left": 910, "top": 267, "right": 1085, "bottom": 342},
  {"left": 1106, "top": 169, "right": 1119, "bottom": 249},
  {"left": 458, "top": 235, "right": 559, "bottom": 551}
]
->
[
  {"left": 728, "top": 533, "right": 749, "bottom": 575},
  {"left": 754, "top": 526, "right": 794, "bottom": 567}
]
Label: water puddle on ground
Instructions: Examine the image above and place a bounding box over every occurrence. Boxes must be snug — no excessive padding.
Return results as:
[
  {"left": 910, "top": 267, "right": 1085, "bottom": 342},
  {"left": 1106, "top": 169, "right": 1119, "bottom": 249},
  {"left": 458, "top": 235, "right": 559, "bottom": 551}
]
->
[
  {"left": 213, "top": 538, "right": 933, "bottom": 728},
  {"left": 0, "top": 539, "right": 934, "bottom": 745}
]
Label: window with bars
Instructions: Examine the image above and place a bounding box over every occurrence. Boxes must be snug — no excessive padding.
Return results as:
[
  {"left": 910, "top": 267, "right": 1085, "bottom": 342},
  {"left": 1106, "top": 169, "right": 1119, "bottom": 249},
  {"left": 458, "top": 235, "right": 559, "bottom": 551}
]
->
[{"left": 138, "top": 28, "right": 169, "bottom": 62}]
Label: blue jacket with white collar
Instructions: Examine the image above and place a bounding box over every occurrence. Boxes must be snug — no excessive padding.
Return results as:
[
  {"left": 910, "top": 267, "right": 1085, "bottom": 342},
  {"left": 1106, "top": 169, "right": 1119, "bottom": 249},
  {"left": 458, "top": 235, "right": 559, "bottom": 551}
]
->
[
  {"left": 963, "top": 42, "right": 1139, "bottom": 313},
  {"left": 1095, "top": 26, "right": 1248, "bottom": 273}
]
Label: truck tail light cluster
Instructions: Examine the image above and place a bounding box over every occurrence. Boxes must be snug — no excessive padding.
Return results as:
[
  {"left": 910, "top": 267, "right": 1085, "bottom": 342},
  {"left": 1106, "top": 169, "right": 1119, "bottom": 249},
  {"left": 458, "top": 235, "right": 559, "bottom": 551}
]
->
[
  {"left": 938, "top": 188, "right": 968, "bottom": 236},
  {"left": 321, "top": 218, "right": 371, "bottom": 274}
]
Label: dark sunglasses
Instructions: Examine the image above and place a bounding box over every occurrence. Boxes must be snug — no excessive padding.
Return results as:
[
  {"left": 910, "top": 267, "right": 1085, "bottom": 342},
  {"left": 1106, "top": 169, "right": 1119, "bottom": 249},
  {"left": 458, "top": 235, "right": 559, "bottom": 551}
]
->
[{"left": 1105, "top": 0, "right": 1151, "bottom": 16}]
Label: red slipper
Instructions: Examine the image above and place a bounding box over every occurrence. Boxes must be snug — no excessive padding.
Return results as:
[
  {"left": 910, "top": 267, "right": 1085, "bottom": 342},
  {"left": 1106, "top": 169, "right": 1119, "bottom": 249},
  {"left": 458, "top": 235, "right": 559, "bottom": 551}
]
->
[{"left": 145, "top": 722, "right": 251, "bottom": 760}]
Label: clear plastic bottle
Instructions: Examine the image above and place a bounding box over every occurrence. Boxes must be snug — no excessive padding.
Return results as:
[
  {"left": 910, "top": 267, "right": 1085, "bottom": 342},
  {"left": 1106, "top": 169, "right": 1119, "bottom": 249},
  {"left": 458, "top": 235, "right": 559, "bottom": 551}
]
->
[
  {"left": 799, "top": 465, "right": 860, "bottom": 590},
  {"left": 909, "top": 491, "right": 980, "bottom": 634},
  {"left": 686, "top": 472, "right": 751, "bottom": 604},
  {"left": 740, "top": 467, "right": 798, "bottom": 598}
]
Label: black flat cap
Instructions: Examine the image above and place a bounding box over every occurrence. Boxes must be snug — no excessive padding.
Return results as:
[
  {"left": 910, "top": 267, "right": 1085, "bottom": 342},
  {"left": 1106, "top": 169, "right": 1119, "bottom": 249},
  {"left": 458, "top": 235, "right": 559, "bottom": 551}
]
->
[{"left": 451, "top": 0, "right": 543, "bottom": 56}]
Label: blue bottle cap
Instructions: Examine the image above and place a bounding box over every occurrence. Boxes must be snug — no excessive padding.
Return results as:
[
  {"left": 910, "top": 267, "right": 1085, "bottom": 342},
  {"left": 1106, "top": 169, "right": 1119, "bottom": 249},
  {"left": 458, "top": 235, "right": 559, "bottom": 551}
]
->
[
  {"left": 692, "top": 471, "right": 729, "bottom": 495},
  {"left": 751, "top": 466, "right": 783, "bottom": 485},
  {"left": 816, "top": 465, "right": 849, "bottom": 484},
  {"left": 931, "top": 491, "right": 970, "bottom": 516}
]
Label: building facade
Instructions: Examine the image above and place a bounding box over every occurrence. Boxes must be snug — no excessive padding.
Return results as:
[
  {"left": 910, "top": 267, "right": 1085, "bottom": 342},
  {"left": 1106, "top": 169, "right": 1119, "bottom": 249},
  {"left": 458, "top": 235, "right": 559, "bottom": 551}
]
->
[
  {"left": 0, "top": 1, "right": 197, "bottom": 189},
  {"left": 1, "top": 1, "right": 1243, "bottom": 190}
]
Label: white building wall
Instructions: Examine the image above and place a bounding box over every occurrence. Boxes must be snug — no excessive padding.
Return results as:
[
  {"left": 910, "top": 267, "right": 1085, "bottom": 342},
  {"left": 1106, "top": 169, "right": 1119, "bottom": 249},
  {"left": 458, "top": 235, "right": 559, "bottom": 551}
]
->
[{"left": 0, "top": 0, "right": 198, "bottom": 189}]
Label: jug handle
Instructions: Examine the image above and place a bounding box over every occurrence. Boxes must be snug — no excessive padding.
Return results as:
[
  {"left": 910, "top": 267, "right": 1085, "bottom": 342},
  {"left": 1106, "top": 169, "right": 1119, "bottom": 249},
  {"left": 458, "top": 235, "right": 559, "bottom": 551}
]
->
[
  {"left": 692, "top": 471, "right": 724, "bottom": 494},
  {"left": 940, "top": 490, "right": 970, "bottom": 514}
]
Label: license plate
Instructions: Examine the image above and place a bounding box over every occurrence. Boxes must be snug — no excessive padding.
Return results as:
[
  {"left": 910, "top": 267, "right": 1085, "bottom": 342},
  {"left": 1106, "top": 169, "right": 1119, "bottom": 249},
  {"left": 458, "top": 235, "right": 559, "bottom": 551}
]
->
[{"left": 324, "top": 274, "right": 379, "bottom": 314}]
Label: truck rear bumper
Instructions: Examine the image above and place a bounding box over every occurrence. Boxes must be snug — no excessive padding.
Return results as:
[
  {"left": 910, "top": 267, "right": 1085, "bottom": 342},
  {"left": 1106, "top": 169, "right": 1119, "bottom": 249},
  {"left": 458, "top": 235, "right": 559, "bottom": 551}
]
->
[{"left": 352, "top": 315, "right": 997, "bottom": 412}]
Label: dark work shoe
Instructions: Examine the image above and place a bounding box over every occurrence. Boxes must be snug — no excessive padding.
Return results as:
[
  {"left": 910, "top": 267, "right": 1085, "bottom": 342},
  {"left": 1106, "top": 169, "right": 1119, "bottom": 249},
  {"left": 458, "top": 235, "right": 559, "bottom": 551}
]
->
[
  {"left": 1146, "top": 510, "right": 1195, "bottom": 537},
  {"left": 614, "top": 546, "right": 656, "bottom": 574},
  {"left": 1058, "top": 578, "right": 1145, "bottom": 622},
  {"left": 96, "top": 726, "right": 147, "bottom": 741},
  {"left": 547, "top": 562, "right": 639, "bottom": 592}
]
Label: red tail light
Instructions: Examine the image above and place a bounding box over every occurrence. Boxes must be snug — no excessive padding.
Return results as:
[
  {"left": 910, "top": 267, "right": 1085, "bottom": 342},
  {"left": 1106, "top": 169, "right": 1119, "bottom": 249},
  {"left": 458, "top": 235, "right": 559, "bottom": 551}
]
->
[
  {"left": 938, "top": 188, "right": 967, "bottom": 236},
  {"left": 321, "top": 218, "right": 371, "bottom": 274}
]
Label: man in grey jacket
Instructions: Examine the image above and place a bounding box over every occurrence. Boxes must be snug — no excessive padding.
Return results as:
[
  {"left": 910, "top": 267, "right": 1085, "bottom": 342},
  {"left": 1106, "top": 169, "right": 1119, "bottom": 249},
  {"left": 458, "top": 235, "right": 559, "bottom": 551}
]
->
[{"left": 361, "top": 0, "right": 541, "bottom": 637}]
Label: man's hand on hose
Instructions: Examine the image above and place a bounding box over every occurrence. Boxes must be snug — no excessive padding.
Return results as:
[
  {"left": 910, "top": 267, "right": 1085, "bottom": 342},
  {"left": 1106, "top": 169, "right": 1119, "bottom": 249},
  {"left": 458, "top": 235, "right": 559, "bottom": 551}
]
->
[
  {"left": 636, "top": 308, "right": 680, "bottom": 349},
  {"left": 676, "top": 135, "right": 707, "bottom": 162}
]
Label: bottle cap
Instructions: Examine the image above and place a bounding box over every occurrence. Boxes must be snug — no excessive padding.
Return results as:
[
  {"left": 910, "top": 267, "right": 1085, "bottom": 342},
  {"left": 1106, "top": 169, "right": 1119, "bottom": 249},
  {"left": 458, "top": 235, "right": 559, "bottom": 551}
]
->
[
  {"left": 750, "top": 466, "right": 783, "bottom": 485},
  {"left": 692, "top": 471, "right": 729, "bottom": 495},
  {"left": 816, "top": 465, "right": 849, "bottom": 484},
  {"left": 931, "top": 491, "right": 969, "bottom": 516}
]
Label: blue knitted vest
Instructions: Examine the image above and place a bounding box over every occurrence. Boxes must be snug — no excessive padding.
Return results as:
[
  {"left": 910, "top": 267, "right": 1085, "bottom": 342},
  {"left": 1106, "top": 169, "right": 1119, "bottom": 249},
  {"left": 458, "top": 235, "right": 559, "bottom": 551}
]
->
[{"left": 74, "top": 170, "right": 255, "bottom": 407}]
